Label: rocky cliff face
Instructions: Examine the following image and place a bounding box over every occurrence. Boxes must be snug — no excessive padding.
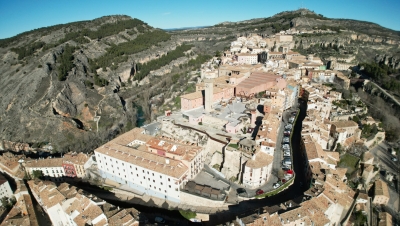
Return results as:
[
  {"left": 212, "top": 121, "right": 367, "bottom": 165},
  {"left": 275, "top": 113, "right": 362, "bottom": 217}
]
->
[{"left": 0, "top": 16, "right": 191, "bottom": 152}]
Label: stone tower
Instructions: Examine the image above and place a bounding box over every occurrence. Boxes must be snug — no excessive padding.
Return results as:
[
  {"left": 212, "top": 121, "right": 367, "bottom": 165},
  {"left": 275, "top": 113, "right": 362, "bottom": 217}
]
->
[{"left": 204, "top": 79, "right": 213, "bottom": 112}]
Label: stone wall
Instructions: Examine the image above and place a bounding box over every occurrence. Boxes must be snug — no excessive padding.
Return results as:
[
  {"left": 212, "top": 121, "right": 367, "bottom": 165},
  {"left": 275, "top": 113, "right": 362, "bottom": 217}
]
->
[
  {"left": 364, "top": 131, "right": 385, "bottom": 148},
  {"left": 180, "top": 191, "right": 227, "bottom": 208},
  {"left": 209, "top": 152, "right": 223, "bottom": 169},
  {"left": 221, "top": 148, "right": 243, "bottom": 181}
]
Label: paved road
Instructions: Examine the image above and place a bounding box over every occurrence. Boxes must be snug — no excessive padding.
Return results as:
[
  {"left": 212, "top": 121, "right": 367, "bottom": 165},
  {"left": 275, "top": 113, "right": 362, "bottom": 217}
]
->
[{"left": 369, "top": 81, "right": 400, "bottom": 107}]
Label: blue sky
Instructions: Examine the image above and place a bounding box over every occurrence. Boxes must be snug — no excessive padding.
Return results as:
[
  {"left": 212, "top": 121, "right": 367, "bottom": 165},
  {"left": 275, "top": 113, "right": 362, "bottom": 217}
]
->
[{"left": 0, "top": 0, "right": 399, "bottom": 39}]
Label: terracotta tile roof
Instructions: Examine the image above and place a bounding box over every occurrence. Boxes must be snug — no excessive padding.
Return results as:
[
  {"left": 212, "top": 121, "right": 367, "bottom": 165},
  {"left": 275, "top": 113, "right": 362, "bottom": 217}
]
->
[
  {"left": 303, "top": 135, "right": 326, "bottom": 160},
  {"left": 378, "top": 212, "right": 392, "bottom": 226},
  {"left": 180, "top": 91, "right": 203, "bottom": 100},
  {"left": 331, "top": 120, "right": 358, "bottom": 128},
  {"left": 146, "top": 137, "right": 202, "bottom": 161},
  {"left": 246, "top": 150, "right": 274, "bottom": 169},
  {"left": 375, "top": 179, "right": 389, "bottom": 197},
  {"left": 95, "top": 142, "right": 188, "bottom": 179},
  {"left": 108, "top": 209, "right": 136, "bottom": 226},
  {"left": 237, "top": 72, "right": 279, "bottom": 89},
  {"left": 362, "top": 152, "right": 374, "bottom": 163},
  {"left": 110, "top": 128, "right": 152, "bottom": 146},
  {"left": 25, "top": 158, "right": 63, "bottom": 168},
  {"left": 63, "top": 153, "right": 89, "bottom": 165},
  {"left": 27, "top": 180, "right": 66, "bottom": 209},
  {"left": 0, "top": 194, "right": 39, "bottom": 226}
]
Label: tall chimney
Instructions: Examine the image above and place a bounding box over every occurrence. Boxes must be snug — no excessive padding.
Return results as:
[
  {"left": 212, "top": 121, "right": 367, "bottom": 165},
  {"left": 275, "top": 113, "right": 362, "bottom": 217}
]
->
[
  {"left": 250, "top": 109, "right": 257, "bottom": 128},
  {"left": 204, "top": 79, "right": 214, "bottom": 112}
]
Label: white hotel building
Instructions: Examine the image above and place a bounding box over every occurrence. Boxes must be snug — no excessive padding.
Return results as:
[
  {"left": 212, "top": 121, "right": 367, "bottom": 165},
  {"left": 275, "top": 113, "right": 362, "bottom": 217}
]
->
[
  {"left": 25, "top": 158, "right": 65, "bottom": 181},
  {"left": 94, "top": 128, "right": 205, "bottom": 203}
]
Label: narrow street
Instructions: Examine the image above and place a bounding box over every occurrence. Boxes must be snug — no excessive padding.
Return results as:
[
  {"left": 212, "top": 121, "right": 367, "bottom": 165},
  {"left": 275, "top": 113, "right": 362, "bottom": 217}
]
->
[{"left": 205, "top": 99, "right": 308, "bottom": 225}]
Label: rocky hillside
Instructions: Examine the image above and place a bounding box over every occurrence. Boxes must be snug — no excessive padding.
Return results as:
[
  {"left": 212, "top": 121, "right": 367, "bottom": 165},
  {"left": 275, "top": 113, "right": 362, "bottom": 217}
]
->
[
  {"left": 0, "top": 15, "right": 226, "bottom": 152},
  {"left": 182, "top": 9, "right": 400, "bottom": 67},
  {"left": 1, "top": 10, "right": 399, "bottom": 152}
]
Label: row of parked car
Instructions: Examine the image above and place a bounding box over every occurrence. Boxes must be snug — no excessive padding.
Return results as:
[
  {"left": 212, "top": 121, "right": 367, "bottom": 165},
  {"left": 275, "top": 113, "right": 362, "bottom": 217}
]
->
[{"left": 281, "top": 111, "right": 297, "bottom": 170}]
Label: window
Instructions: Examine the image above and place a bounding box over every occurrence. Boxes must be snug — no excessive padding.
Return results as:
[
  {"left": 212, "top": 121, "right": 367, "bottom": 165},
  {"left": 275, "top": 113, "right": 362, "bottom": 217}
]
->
[
  {"left": 143, "top": 176, "right": 145, "bottom": 179},
  {"left": 169, "top": 185, "right": 171, "bottom": 188},
  {"left": 152, "top": 173, "right": 154, "bottom": 176},
  {"left": 153, "top": 180, "right": 155, "bottom": 183},
  {"left": 160, "top": 175, "right": 162, "bottom": 179},
  {"left": 168, "top": 178, "right": 170, "bottom": 182},
  {"left": 160, "top": 182, "right": 163, "bottom": 185}
]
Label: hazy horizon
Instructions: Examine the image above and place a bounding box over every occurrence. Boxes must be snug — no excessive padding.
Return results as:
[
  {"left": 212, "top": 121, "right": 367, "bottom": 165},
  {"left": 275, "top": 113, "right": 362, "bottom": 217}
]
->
[{"left": 1, "top": 0, "right": 399, "bottom": 39}]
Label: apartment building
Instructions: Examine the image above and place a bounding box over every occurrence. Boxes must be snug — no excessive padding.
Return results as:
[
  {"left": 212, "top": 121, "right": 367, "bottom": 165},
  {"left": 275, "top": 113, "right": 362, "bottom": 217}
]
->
[
  {"left": 60, "top": 153, "right": 89, "bottom": 178},
  {"left": 95, "top": 128, "right": 205, "bottom": 203},
  {"left": 242, "top": 150, "right": 274, "bottom": 188},
  {"left": 301, "top": 135, "right": 340, "bottom": 182},
  {"left": 25, "top": 158, "right": 65, "bottom": 181},
  {"left": 237, "top": 53, "right": 258, "bottom": 64},
  {"left": 330, "top": 120, "right": 360, "bottom": 145},
  {"left": 372, "top": 179, "right": 390, "bottom": 205}
]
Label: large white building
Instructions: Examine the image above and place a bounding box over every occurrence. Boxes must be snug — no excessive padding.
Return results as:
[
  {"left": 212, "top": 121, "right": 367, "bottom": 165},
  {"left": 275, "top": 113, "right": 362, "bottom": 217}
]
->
[
  {"left": 0, "top": 174, "right": 13, "bottom": 205},
  {"left": 242, "top": 150, "right": 274, "bottom": 188},
  {"left": 94, "top": 128, "right": 205, "bottom": 203},
  {"left": 237, "top": 53, "right": 258, "bottom": 64},
  {"left": 25, "top": 158, "right": 65, "bottom": 181}
]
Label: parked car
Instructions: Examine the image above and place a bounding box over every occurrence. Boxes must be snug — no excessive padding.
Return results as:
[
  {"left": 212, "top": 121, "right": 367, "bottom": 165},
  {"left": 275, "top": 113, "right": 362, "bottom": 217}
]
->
[
  {"left": 282, "top": 165, "right": 291, "bottom": 170},
  {"left": 237, "top": 188, "right": 247, "bottom": 196},
  {"left": 273, "top": 183, "right": 281, "bottom": 189},
  {"left": 282, "top": 144, "right": 290, "bottom": 149},
  {"left": 392, "top": 157, "right": 398, "bottom": 162},
  {"left": 283, "top": 137, "right": 290, "bottom": 142},
  {"left": 289, "top": 117, "right": 295, "bottom": 123},
  {"left": 256, "top": 189, "right": 264, "bottom": 195},
  {"left": 285, "top": 124, "right": 293, "bottom": 130},
  {"left": 291, "top": 111, "right": 297, "bottom": 116},
  {"left": 282, "top": 159, "right": 292, "bottom": 165},
  {"left": 283, "top": 152, "right": 291, "bottom": 157}
]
